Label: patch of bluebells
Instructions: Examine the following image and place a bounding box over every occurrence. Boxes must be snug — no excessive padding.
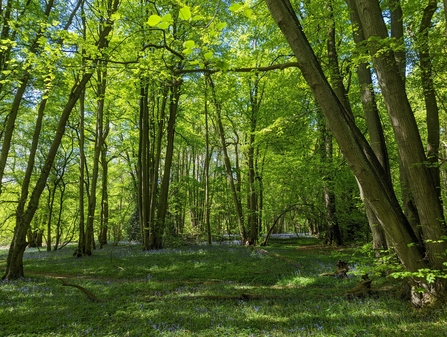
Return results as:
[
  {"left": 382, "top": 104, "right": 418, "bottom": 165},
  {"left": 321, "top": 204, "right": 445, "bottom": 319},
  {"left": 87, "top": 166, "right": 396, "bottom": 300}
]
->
[{"left": 151, "top": 322, "right": 183, "bottom": 333}]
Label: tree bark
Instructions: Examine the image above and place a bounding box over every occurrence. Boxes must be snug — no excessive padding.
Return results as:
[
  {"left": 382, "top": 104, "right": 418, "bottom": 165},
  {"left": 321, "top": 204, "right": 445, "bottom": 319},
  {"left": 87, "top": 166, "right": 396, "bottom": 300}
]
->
[
  {"left": 138, "top": 82, "right": 150, "bottom": 249},
  {"left": 418, "top": 0, "right": 440, "bottom": 195},
  {"left": 99, "top": 118, "right": 110, "bottom": 248},
  {"left": 389, "top": 0, "right": 406, "bottom": 81}
]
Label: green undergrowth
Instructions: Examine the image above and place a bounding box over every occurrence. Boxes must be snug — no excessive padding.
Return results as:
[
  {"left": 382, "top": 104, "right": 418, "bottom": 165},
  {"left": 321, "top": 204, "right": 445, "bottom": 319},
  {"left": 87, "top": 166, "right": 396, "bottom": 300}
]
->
[{"left": 1, "top": 239, "right": 446, "bottom": 336}]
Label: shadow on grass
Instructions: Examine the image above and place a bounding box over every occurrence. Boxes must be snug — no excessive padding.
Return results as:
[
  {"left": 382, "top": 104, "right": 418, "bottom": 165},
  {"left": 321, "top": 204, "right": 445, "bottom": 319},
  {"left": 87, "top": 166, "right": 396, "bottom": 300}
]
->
[{"left": 1, "top": 242, "right": 446, "bottom": 336}]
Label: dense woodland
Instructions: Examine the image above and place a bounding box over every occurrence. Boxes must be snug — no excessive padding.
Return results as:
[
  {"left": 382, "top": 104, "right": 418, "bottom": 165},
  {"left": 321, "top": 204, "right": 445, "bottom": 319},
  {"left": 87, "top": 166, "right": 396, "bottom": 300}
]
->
[{"left": 1, "top": 0, "right": 447, "bottom": 307}]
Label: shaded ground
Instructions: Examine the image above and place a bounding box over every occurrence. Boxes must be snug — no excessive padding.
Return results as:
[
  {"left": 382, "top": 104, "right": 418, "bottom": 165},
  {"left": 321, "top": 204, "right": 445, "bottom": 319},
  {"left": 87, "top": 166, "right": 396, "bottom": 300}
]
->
[{"left": 1, "top": 239, "right": 446, "bottom": 336}]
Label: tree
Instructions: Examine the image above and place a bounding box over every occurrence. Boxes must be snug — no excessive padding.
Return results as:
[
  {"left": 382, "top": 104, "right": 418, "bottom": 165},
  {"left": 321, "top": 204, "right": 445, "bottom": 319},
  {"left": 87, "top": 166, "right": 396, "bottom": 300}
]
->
[
  {"left": 3, "top": 0, "right": 120, "bottom": 280},
  {"left": 264, "top": 0, "right": 447, "bottom": 306}
]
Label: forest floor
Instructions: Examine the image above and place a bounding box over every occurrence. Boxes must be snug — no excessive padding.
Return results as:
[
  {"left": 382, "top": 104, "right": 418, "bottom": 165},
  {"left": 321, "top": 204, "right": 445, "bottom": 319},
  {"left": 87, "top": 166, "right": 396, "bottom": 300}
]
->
[{"left": 1, "top": 237, "right": 446, "bottom": 336}]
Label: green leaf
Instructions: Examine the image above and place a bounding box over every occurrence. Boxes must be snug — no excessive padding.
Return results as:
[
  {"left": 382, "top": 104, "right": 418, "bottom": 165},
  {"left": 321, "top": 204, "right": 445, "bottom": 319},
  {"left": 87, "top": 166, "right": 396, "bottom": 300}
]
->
[
  {"left": 229, "top": 3, "right": 243, "bottom": 12},
  {"left": 179, "top": 6, "right": 191, "bottom": 21},
  {"left": 243, "top": 8, "right": 253, "bottom": 18},
  {"left": 158, "top": 21, "right": 170, "bottom": 30},
  {"left": 216, "top": 22, "right": 227, "bottom": 30},
  {"left": 162, "top": 13, "right": 173, "bottom": 23},
  {"left": 183, "top": 40, "right": 195, "bottom": 49},
  {"left": 148, "top": 15, "right": 161, "bottom": 26},
  {"left": 204, "top": 51, "right": 213, "bottom": 60}
]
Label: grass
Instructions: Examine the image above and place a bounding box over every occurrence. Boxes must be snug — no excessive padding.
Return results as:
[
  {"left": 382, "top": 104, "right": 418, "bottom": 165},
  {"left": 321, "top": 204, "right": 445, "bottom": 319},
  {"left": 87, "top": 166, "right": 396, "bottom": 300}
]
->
[{"left": 1, "top": 238, "right": 446, "bottom": 336}]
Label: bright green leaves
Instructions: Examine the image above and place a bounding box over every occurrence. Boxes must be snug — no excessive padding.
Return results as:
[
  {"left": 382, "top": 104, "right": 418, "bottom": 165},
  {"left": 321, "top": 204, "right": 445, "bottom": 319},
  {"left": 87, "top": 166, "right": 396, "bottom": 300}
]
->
[
  {"left": 183, "top": 40, "right": 196, "bottom": 55},
  {"left": 229, "top": 2, "right": 253, "bottom": 19},
  {"left": 147, "top": 13, "right": 173, "bottom": 29},
  {"left": 216, "top": 22, "right": 227, "bottom": 31},
  {"left": 147, "top": 15, "right": 161, "bottom": 26},
  {"left": 179, "top": 6, "right": 191, "bottom": 21},
  {"left": 148, "top": 6, "right": 192, "bottom": 29},
  {"left": 229, "top": 3, "right": 243, "bottom": 12}
]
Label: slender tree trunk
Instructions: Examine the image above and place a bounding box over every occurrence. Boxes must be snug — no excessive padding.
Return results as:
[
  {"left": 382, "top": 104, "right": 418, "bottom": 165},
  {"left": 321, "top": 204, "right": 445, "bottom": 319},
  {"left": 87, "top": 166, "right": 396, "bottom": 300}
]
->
[
  {"left": 77, "top": 88, "right": 86, "bottom": 257},
  {"left": 204, "top": 81, "right": 212, "bottom": 245},
  {"left": 54, "top": 181, "right": 66, "bottom": 250},
  {"left": 99, "top": 119, "right": 110, "bottom": 248},
  {"left": 207, "top": 74, "right": 247, "bottom": 243},
  {"left": 247, "top": 77, "right": 263, "bottom": 246},
  {"left": 151, "top": 81, "right": 181, "bottom": 249},
  {"left": 84, "top": 65, "right": 108, "bottom": 255},
  {"left": 389, "top": 0, "right": 406, "bottom": 81},
  {"left": 147, "top": 85, "right": 169, "bottom": 249},
  {"left": 418, "top": 0, "right": 440, "bottom": 195},
  {"left": 346, "top": 0, "right": 389, "bottom": 251},
  {"left": 139, "top": 82, "right": 150, "bottom": 249},
  {"left": 46, "top": 182, "right": 57, "bottom": 251},
  {"left": 322, "top": 0, "right": 344, "bottom": 246}
]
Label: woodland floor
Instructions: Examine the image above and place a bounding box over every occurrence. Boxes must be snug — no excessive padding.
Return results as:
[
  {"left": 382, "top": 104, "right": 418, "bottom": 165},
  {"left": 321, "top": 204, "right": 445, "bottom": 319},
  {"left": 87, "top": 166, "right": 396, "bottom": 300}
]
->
[{"left": 1, "top": 237, "right": 447, "bottom": 336}]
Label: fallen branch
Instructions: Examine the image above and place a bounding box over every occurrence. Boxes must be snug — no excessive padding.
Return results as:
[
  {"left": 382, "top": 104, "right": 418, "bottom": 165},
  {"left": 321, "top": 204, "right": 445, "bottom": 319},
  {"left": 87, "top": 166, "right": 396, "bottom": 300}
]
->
[
  {"left": 60, "top": 278, "right": 104, "bottom": 302},
  {"left": 144, "top": 293, "right": 283, "bottom": 302}
]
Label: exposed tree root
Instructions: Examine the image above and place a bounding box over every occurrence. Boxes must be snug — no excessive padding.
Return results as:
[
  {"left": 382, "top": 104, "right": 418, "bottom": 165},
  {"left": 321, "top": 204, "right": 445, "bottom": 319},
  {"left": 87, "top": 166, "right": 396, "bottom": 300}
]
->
[
  {"left": 60, "top": 278, "right": 104, "bottom": 302},
  {"left": 344, "top": 274, "right": 373, "bottom": 298}
]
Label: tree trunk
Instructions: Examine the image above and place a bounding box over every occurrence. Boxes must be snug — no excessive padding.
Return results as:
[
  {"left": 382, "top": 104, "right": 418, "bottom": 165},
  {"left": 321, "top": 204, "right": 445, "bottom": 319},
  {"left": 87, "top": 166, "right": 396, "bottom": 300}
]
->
[
  {"left": 418, "top": 0, "right": 440, "bottom": 194},
  {"left": 204, "top": 80, "right": 212, "bottom": 245},
  {"left": 151, "top": 81, "right": 181, "bottom": 249},
  {"left": 346, "top": 0, "right": 389, "bottom": 251},
  {"left": 247, "top": 76, "right": 263, "bottom": 246},
  {"left": 84, "top": 65, "right": 108, "bottom": 255},
  {"left": 138, "top": 82, "right": 150, "bottom": 249},
  {"left": 389, "top": 0, "right": 406, "bottom": 81},
  {"left": 207, "top": 74, "right": 247, "bottom": 243},
  {"left": 99, "top": 119, "right": 110, "bottom": 249},
  {"left": 77, "top": 87, "right": 86, "bottom": 256}
]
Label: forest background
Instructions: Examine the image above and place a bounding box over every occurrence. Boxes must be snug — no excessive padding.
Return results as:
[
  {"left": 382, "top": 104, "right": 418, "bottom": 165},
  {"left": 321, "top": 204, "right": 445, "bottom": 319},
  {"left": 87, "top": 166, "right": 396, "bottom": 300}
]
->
[{"left": 1, "top": 0, "right": 447, "bottom": 307}]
